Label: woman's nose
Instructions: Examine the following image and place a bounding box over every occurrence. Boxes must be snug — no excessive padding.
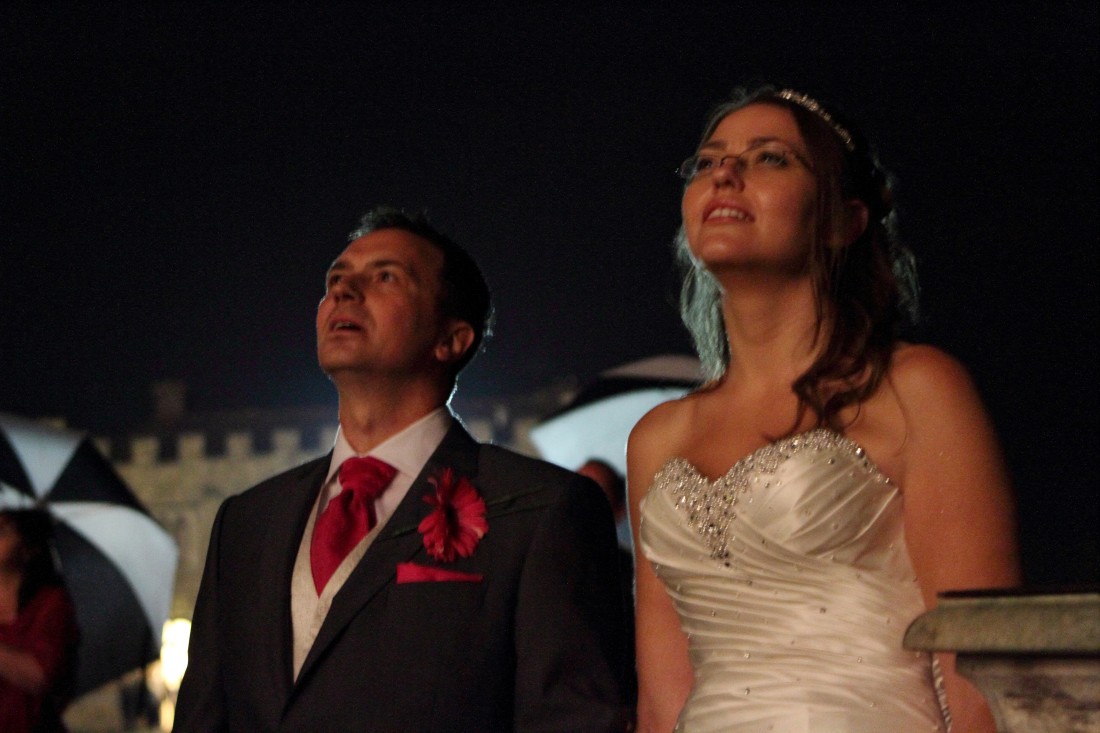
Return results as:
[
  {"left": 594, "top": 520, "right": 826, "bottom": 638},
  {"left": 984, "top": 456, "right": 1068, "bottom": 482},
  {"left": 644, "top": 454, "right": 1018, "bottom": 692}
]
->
[{"left": 710, "top": 156, "right": 745, "bottom": 188}]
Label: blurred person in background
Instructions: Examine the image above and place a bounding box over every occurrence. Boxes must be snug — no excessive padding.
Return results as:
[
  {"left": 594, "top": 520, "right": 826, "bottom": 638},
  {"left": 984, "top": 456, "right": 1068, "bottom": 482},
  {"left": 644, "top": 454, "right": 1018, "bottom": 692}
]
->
[{"left": 0, "top": 508, "right": 79, "bottom": 733}]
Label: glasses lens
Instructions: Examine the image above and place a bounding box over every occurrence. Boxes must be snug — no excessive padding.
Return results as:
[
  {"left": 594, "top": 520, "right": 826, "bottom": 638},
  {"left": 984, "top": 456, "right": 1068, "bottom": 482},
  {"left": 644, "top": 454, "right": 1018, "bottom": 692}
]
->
[{"left": 677, "top": 156, "right": 699, "bottom": 180}]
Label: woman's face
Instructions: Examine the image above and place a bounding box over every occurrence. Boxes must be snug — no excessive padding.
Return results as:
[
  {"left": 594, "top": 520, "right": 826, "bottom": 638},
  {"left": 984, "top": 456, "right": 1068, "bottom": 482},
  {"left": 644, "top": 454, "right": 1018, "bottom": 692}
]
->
[
  {"left": 681, "top": 103, "right": 819, "bottom": 276},
  {"left": 0, "top": 515, "right": 25, "bottom": 570}
]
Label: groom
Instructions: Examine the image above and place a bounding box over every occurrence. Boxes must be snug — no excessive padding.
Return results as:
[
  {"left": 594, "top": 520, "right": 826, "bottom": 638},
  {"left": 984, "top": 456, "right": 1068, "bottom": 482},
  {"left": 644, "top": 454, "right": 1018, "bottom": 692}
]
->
[{"left": 174, "top": 207, "right": 632, "bottom": 732}]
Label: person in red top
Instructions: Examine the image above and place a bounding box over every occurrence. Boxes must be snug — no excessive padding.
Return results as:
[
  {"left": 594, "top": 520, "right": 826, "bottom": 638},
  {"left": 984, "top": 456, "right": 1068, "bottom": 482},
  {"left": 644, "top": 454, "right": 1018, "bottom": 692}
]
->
[{"left": 0, "top": 509, "right": 79, "bottom": 733}]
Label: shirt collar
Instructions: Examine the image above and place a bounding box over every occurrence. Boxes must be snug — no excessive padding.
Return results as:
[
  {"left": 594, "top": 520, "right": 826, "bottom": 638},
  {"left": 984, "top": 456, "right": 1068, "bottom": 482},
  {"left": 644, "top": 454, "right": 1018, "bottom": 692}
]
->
[{"left": 326, "top": 406, "right": 453, "bottom": 485}]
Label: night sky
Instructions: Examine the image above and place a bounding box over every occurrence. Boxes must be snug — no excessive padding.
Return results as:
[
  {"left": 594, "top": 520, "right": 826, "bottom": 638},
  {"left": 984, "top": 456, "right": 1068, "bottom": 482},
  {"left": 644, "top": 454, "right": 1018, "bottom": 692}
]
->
[{"left": 2, "top": 3, "right": 1097, "bottom": 584}]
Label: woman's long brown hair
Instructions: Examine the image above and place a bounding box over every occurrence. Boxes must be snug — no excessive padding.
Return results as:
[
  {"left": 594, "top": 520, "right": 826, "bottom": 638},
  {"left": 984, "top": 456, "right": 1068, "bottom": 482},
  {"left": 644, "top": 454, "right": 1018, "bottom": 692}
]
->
[{"left": 676, "top": 85, "right": 919, "bottom": 431}]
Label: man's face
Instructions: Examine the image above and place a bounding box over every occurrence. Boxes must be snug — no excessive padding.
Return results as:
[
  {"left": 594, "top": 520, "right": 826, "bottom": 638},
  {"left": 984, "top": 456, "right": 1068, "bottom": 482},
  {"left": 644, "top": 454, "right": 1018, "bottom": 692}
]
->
[{"left": 316, "top": 228, "right": 449, "bottom": 380}]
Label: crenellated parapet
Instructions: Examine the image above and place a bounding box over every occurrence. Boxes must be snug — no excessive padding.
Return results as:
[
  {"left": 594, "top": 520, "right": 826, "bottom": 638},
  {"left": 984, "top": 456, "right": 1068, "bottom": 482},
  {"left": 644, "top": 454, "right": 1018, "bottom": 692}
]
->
[{"left": 106, "top": 425, "right": 337, "bottom": 502}]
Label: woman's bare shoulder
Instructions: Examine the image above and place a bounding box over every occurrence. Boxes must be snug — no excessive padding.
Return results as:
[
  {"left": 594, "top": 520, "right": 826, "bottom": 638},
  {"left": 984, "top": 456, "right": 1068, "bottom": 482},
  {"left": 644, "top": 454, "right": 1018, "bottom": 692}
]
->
[
  {"left": 890, "top": 343, "right": 974, "bottom": 391},
  {"left": 888, "top": 343, "right": 983, "bottom": 419},
  {"left": 630, "top": 390, "right": 702, "bottom": 448},
  {"left": 628, "top": 392, "right": 701, "bottom": 488}
]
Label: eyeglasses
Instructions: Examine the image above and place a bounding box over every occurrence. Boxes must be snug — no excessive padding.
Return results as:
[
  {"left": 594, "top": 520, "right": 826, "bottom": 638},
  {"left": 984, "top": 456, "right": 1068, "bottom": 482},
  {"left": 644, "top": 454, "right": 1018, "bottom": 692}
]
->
[{"left": 677, "top": 141, "right": 812, "bottom": 181}]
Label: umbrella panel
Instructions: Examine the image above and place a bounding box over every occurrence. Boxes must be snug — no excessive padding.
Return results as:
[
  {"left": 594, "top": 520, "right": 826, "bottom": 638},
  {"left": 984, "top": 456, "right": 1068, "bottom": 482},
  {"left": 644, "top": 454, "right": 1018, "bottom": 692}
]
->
[
  {"left": 0, "top": 414, "right": 82, "bottom": 497},
  {"left": 0, "top": 431, "right": 34, "bottom": 494},
  {"left": 530, "top": 387, "right": 690, "bottom": 476},
  {"left": 54, "top": 522, "right": 158, "bottom": 695},
  {"left": 51, "top": 501, "right": 178, "bottom": 644},
  {"left": 50, "top": 440, "right": 146, "bottom": 510},
  {"left": 543, "top": 376, "right": 701, "bottom": 420}
]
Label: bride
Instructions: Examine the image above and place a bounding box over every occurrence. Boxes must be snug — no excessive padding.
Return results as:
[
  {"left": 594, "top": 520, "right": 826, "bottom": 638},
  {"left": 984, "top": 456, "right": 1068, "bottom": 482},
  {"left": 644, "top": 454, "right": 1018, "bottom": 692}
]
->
[{"left": 628, "top": 86, "right": 1020, "bottom": 732}]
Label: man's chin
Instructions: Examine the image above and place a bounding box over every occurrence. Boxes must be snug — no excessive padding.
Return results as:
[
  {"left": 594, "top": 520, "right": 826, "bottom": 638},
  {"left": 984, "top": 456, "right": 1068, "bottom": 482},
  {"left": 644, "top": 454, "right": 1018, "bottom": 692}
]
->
[{"left": 318, "top": 357, "right": 367, "bottom": 380}]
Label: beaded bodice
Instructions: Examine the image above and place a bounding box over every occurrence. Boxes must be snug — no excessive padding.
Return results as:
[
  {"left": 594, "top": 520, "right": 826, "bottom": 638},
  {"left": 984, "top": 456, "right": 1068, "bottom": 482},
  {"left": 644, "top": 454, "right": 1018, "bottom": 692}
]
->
[{"left": 640, "top": 429, "right": 948, "bottom": 733}]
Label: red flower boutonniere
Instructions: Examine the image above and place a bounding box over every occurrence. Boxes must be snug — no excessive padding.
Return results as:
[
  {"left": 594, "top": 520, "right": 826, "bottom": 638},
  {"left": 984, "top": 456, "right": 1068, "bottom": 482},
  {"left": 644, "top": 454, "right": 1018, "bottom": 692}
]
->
[{"left": 418, "top": 468, "right": 488, "bottom": 562}]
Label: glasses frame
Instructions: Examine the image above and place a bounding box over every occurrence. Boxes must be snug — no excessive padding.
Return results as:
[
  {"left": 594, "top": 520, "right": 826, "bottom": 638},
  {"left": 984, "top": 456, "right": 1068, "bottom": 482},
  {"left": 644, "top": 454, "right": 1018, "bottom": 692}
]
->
[{"left": 676, "top": 141, "right": 813, "bottom": 182}]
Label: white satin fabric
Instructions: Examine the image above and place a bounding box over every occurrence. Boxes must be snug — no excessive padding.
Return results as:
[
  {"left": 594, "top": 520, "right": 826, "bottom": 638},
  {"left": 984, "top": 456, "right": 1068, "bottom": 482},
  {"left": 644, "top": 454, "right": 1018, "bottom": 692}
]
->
[{"left": 640, "top": 429, "right": 948, "bottom": 733}]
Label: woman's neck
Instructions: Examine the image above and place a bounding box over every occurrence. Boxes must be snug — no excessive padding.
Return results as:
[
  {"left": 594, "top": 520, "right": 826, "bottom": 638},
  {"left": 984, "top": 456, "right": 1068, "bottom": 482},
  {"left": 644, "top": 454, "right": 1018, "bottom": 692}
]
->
[{"left": 719, "top": 275, "right": 825, "bottom": 385}]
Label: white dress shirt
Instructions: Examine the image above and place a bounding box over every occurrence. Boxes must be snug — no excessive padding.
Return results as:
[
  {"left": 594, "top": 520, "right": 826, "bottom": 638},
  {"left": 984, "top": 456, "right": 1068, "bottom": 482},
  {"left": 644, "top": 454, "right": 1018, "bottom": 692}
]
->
[{"left": 290, "top": 407, "right": 452, "bottom": 678}]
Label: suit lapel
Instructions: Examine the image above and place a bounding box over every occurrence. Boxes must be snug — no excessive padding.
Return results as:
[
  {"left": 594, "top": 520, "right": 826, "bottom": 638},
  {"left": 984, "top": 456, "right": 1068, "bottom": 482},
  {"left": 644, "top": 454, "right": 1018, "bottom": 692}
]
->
[
  {"left": 294, "top": 422, "right": 481, "bottom": 682},
  {"left": 264, "top": 454, "right": 331, "bottom": 705}
]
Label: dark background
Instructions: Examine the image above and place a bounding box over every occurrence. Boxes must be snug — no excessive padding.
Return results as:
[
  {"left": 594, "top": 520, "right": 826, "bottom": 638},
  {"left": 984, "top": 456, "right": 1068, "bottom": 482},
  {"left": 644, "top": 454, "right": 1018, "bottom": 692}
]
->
[{"left": 2, "top": 2, "right": 1096, "bottom": 585}]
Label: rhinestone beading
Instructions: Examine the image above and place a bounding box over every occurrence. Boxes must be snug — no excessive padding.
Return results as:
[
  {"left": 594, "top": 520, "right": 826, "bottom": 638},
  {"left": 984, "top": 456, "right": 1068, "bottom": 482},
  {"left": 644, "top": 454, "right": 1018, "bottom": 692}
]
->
[{"left": 656, "top": 429, "right": 886, "bottom": 561}]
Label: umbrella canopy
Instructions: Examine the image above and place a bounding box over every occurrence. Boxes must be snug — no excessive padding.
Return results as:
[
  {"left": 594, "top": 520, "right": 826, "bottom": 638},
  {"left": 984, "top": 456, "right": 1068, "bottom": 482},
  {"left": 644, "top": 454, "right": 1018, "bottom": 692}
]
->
[
  {"left": 0, "top": 412, "right": 178, "bottom": 695},
  {"left": 529, "top": 354, "right": 702, "bottom": 477}
]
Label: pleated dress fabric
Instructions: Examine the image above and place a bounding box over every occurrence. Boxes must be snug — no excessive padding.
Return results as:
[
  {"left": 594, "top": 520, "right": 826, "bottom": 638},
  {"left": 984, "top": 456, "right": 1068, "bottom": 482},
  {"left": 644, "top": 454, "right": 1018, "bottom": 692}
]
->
[{"left": 640, "top": 429, "right": 949, "bottom": 733}]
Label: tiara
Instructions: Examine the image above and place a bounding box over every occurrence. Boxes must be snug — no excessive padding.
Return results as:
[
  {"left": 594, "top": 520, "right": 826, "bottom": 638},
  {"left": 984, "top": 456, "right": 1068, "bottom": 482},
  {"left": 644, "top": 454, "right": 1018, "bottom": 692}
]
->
[{"left": 775, "top": 89, "right": 855, "bottom": 152}]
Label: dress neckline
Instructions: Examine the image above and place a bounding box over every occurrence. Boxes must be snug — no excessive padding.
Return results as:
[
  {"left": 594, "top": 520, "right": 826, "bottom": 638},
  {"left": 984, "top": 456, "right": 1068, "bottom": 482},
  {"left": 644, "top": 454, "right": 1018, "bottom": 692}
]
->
[{"left": 660, "top": 427, "right": 884, "bottom": 485}]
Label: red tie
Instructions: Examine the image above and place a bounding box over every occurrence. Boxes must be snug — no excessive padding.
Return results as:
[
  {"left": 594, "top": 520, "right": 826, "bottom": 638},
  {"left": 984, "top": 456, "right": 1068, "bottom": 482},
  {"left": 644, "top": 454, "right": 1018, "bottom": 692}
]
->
[{"left": 311, "top": 456, "right": 397, "bottom": 593}]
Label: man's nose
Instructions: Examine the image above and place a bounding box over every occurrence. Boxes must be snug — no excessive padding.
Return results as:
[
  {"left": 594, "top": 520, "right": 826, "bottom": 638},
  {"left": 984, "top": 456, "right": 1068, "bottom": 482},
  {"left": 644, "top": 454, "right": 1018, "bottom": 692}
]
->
[{"left": 332, "top": 275, "right": 363, "bottom": 301}]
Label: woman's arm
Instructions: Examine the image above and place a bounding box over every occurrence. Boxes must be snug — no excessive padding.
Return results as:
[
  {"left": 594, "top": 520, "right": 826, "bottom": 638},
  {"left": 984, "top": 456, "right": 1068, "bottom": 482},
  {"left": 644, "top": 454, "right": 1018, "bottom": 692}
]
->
[
  {"left": 627, "top": 405, "right": 695, "bottom": 733},
  {"left": 892, "top": 345, "right": 1021, "bottom": 732}
]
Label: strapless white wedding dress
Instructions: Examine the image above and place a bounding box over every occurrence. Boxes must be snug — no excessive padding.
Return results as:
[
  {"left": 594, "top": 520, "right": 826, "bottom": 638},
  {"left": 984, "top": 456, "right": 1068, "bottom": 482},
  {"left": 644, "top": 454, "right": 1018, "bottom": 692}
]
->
[{"left": 640, "top": 429, "right": 949, "bottom": 732}]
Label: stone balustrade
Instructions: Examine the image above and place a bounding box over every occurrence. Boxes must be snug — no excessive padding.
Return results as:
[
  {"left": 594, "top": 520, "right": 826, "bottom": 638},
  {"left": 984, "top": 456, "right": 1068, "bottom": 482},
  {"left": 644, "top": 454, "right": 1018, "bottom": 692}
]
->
[{"left": 904, "top": 588, "right": 1100, "bottom": 733}]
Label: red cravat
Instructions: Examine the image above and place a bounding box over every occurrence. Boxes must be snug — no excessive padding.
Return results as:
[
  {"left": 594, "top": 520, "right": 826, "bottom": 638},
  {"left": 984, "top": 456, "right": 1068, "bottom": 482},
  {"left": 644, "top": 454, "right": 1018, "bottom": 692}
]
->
[{"left": 311, "top": 456, "right": 397, "bottom": 593}]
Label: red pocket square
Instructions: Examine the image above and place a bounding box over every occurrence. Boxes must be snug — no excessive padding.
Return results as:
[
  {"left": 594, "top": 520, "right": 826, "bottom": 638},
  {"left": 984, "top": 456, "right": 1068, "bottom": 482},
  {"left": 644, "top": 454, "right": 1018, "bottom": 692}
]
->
[{"left": 396, "top": 562, "right": 483, "bottom": 584}]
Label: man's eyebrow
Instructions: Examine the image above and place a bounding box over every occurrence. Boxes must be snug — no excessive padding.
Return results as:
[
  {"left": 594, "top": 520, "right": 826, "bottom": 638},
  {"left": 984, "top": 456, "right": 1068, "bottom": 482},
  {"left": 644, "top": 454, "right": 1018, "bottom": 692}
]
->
[
  {"left": 325, "top": 258, "right": 415, "bottom": 278},
  {"left": 368, "top": 258, "right": 412, "bottom": 272},
  {"left": 326, "top": 259, "right": 351, "bottom": 275}
]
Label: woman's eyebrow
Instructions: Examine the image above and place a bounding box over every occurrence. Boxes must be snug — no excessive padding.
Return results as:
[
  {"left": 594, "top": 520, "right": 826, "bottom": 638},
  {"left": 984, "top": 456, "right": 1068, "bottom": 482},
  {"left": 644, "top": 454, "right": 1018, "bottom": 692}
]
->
[{"left": 699, "top": 135, "right": 785, "bottom": 151}]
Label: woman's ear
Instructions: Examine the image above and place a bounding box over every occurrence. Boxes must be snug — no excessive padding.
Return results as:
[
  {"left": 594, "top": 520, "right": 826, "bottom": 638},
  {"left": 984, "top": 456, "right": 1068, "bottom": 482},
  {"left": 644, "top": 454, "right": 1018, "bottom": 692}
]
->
[
  {"left": 831, "top": 199, "right": 870, "bottom": 249},
  {"left": 434, "top": 320, "right": 475, "bottom": 366}
]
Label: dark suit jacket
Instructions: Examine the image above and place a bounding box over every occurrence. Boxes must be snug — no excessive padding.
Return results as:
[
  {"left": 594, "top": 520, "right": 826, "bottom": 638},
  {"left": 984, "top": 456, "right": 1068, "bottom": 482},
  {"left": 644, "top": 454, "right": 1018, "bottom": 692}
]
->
[{"left": 174, "top": 422, "right": 633, "bottom": 732}]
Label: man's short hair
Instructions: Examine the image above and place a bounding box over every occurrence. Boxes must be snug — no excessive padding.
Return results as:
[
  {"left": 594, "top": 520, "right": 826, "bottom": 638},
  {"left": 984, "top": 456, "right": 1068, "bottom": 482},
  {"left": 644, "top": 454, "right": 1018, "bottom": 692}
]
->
[{"left": 350, "top": 206, "right": 494, "bottom": 384}]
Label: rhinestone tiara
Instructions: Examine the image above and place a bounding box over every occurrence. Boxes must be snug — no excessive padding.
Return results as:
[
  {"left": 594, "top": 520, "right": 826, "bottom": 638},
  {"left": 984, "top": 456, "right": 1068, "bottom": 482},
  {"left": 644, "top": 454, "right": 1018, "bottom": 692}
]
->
[{"left": 776, "top": 89, "right": 855, "bottom": 152}]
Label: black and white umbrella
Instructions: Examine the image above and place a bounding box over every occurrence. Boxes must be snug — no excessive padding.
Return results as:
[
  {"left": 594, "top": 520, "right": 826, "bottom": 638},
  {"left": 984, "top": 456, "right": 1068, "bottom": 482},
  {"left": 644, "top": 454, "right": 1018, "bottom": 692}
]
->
[
  {"left": 0, "top": 412, "right": 178, "bottom": 695},
  {"left": 530, "top": 354, "right": 702, "bottom": 477}
]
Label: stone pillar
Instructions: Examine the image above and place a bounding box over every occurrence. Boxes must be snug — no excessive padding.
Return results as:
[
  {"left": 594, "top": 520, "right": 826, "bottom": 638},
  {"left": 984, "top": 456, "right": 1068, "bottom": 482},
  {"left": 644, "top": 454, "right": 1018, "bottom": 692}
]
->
[{"left": 904, "top": 589, "right": 1100, "bottom": 733}]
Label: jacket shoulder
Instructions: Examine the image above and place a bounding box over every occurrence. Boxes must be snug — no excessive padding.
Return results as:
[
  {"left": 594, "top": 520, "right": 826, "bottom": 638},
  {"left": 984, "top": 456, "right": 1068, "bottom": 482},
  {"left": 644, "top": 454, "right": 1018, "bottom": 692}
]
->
[
  {"left": 480, "top": 443, "right": 584, "bottom": 483},
  {"left": 476, "top": 443, "right": 600, "bottom": 506}
]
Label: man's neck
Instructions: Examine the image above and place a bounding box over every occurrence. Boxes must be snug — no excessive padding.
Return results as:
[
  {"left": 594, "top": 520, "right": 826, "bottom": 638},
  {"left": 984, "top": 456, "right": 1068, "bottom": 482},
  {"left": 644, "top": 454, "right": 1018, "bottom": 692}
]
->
[
  {"left": 330, "top": 368, "right": 452, "bottom": 452},
  {"left": 336, "top": 396, "right": 447, "bottom": 455}
]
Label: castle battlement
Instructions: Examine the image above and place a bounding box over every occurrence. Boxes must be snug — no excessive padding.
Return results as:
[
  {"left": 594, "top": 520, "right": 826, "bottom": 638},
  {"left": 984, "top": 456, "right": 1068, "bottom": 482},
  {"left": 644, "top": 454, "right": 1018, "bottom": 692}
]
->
[{"left": 99, "top": 424, "right": 340, "bottom": 469}]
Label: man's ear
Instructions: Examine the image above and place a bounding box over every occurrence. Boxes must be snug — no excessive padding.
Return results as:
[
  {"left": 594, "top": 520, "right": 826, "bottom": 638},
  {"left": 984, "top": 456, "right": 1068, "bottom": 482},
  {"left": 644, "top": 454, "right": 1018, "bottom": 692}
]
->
[
  {"left": 434, "top": 320, "right": 476, "bottom": 366},
  {"left": 831, "top": 198, "right": 870, "bottom": 249}
]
